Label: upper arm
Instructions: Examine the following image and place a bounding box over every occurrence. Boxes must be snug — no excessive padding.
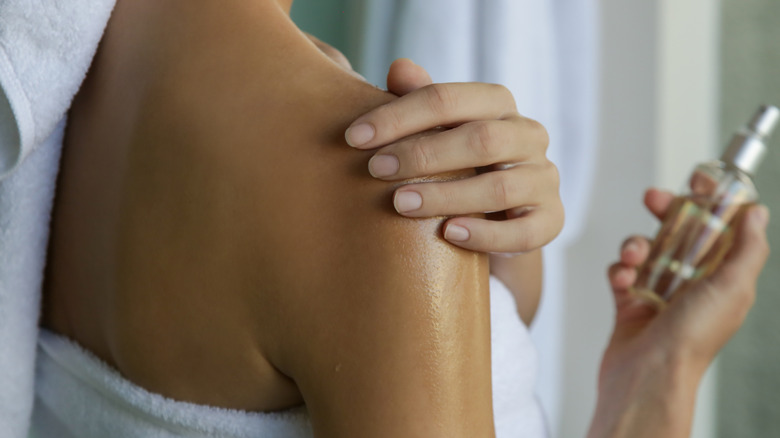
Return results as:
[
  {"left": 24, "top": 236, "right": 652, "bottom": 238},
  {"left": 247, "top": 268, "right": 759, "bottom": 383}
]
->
[
  {"left": 249, "top": 76, "right": 495, "bottom": 438},
  {"left": 268, "top": 172, "right": 494, "bottom": 437},
  {"left": 219, "top": 30, "right": 494, "bottom": 438}
]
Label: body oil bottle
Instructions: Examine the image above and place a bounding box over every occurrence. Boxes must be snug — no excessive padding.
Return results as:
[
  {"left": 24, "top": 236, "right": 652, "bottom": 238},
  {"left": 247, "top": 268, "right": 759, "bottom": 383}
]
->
[{"left": 633, "top": 105, "right": 779, "bottom": 301}]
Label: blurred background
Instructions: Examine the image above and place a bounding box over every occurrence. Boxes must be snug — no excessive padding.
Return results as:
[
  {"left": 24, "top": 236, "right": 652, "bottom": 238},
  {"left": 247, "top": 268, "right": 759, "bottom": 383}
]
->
[{"left": 291, "top": 1, "right": 780, "bottom": 436}]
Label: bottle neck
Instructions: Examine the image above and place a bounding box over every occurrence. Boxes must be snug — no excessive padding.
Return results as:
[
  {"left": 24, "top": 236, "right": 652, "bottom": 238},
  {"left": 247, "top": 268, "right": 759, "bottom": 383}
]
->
[{"left": 720, "top": 131, "right": 766, "bottom": 176}]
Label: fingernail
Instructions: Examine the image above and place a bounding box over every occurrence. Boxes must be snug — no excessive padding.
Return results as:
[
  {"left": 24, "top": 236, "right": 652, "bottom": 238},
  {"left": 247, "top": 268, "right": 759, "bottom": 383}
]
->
[
  {"left": 751, "top": 205, "right": 770, "bottom": 228},
  {"left": 616, "top": 269, "right": 633, "bottom": 285},
  {"left": 623, "top": 241, "right": 639, "bottom": 256},
  {"left": 368, "top": 155, "right": 399, "bottom": 178},
  {"left": 444, "top": 224, "right": 470, "bottom": 242},
  {"left": 345, "top": 123, "right": 375, "bottom": 147},
  {"left": 394, "top": 191, "right": 422, "bottom": 213}
]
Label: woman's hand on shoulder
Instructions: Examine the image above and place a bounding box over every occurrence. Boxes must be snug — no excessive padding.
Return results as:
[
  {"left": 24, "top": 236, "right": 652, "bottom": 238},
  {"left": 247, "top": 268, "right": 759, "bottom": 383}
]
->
[{"left": 347, "top": 59, "right": 563, "bottom": 255}]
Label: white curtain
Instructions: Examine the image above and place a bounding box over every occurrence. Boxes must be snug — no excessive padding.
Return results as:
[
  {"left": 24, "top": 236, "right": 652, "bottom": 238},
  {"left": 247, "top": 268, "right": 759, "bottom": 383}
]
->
[{"left": 351, "top": 1, "right": 599, "bottom": 435}]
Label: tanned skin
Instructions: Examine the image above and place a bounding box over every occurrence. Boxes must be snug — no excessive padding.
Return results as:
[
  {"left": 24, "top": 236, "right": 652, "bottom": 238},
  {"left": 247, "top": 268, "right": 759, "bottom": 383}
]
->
[
  {"left": 42, "top": 0, "right": 495, "bottom": 436},
  {"left": 39, "top": 2, "right": 773, "bottom": 438}
]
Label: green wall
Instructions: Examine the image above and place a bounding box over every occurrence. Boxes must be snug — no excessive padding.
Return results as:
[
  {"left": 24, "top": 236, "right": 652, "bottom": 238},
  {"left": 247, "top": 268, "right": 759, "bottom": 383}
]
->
[
  {"left": 291, "top": 0, "right": 351, "bottom": 54},
  {"left": 718, "top": 0, "right": 780, "bottom": 436}
]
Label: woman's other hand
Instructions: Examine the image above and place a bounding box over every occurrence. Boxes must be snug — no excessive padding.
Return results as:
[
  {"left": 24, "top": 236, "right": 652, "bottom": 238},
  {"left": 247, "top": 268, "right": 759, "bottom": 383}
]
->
[
  {"left": 346, "top": 59, "right": 563, "bottom": 255},
  {"left": 588, "top": 188, "right": 770, "bottom": 438}
]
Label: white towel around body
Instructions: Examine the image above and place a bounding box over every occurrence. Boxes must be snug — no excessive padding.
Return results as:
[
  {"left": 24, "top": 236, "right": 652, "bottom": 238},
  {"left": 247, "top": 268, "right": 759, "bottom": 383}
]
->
[
  {"left": 0, "top": 1, "right": 117, "bottom": 436},
  {"left": 30, "top": 277, "right": 543, "bottom": 437}
]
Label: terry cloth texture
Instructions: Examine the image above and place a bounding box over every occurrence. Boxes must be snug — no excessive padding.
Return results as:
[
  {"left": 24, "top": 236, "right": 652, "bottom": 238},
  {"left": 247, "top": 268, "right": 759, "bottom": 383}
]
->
[
  {"left": 30, "top": 277, "right": 545, "bottom": 437},
  {"left": 0, "top": 1, "right": 117, "bottom": 436}
]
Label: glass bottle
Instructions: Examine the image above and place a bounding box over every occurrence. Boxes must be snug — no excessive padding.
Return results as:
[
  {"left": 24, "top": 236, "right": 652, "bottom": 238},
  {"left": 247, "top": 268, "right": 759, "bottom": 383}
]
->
[{"left": 633, "top": 105, "right": 779, "bottom": 302}]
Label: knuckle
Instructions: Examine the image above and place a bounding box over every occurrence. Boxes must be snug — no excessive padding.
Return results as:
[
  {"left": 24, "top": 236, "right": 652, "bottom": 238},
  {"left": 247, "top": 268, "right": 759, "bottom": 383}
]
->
[
  {"left": 376, "top": 104, "right": 405, "bottom": 133},
  {"left": 470, "top": 122, "right": 501, "bottom": 159},
  {"left": 410, "top": 140, "right": 436, "bottom": 173},
  {"left": 512, "top": 227, "right": 533, "bottom": 252},
  {"left": 494, "top": 83, "right": 512, "bottom": 96},
  {"left": 425, "top": 83, "right": 457, "bottom": 116},
  {"left": 439, "top": 184, "right": 459, "bottom": 212},
  {"left": 492, "top": 172, "right": 518, "bottom": 207},
  {"left": 490, "top": 83, "right": 517, "bottom": 110},
  {"left": 544, "top": 160, "right": 561, "bottom": 191},
  {"left": 526, "top": 117, "right": 550, "bottom": 151},
  {"left": 531, "top": 216, "right": 553, "bottom": 250}
]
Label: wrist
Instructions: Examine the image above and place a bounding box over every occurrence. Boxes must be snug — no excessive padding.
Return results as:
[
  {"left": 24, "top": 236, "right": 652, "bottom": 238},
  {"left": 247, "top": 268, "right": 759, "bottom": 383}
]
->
[{"left": 588, "top": 348, "right": 704, "bottom": 438}]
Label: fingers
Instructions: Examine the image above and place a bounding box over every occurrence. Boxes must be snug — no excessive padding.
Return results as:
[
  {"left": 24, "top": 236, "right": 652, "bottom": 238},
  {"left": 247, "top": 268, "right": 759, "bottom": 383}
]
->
[
  {"left": 610, "top": 236, "right": 651, "bottom": 295},
  {"left": 608, "top": 260, "right": 665, "bottom": 321},
  {"left": 439, "top": 202, "right": 564, "bottom": 253},
  {"left": 608, "top": 262, "right": 637, "bottom": 291},
  {"left": 345, "top": 82, "right": 518, "bottom": 149},
  {"left": 391, "top": 161, "right": 559, "bottom": 217},
  {"left": 388, "top": 160, "right": 561, "bottom": 254},
  {"left": 386, "top": 58, "right": 433, "bottom": 96},
  {"left": 620, "top": 236, "right": 651, "bottom": 267},
  {"left": 609, "top": 240, "right": 667, "bottom": 315},
  {"left": 644, "top": 188, "right": 676, "bottom": 220},
  {"left": 367, "top": 116, "right": 547, "bottom": 180}
]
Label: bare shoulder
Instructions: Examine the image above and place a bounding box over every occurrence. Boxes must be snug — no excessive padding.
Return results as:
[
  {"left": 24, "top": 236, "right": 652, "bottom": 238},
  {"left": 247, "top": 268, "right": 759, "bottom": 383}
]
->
[
  {"left": 155, "top": 13, "right": 499, "bottom": 435},
  {"left": 48, "top": 1, "right": 494, "bottom": 434},
  {"left": 247, "top": 81, "right": 495, "bottom": 436},
  {"left": 209, "top": 38, "right": 496, "bottom": 438},
  {"left": 151, "top": 7, "right": 495, "bottom": 435}
]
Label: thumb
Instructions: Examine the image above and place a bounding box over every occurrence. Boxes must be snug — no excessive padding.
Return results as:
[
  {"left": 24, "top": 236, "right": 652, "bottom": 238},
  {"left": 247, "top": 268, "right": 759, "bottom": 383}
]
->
[{"left": 386, "top": 58, "right": 434, "bottom": 96}]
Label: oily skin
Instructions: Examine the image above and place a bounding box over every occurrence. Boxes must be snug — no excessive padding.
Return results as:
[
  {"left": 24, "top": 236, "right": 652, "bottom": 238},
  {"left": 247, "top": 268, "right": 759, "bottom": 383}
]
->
[
  {"left": 308, "top": 35, "right": 545, "bottom": 325},
  {"left": 42, "top": 0, "right": 494, "bottom": 435}
]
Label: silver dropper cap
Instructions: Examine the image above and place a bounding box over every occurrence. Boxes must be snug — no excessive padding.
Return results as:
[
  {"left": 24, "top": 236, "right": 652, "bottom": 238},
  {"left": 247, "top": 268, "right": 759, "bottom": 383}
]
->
[{"left": 721, "top": 105, "right": 780, "bottom": 175}]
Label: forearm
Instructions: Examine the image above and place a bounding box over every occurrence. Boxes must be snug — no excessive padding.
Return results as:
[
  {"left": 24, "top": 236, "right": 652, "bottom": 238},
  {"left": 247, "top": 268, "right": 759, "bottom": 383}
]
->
[
  {"left": 587, "top": 354, "right": 703, "bottom": 438},
  {"left": 592, "top": 190, "right": 770, "bottom": 438},
  {"left": 489, "top": 249, "right": 542, "bottom": 325}
]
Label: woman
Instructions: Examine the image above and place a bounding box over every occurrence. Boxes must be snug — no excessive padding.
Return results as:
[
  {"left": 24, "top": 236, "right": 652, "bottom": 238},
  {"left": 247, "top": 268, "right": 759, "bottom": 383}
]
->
[{"left": 34, "top": 0, "right": 770, "bottom": 437}]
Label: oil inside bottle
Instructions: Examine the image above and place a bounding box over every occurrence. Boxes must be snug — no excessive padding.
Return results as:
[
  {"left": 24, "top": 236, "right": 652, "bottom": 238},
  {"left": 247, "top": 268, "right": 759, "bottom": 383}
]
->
[
  {"left": 632, "top": 167, "right": 754, "bottom": 301},
  {"left": 633, "top": 105, "right": 777, "bottom": 301}
]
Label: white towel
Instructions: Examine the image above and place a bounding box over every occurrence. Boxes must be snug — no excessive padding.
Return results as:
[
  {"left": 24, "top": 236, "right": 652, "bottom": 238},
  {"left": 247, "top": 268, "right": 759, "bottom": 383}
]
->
[
  {"left": 29, "top": 278, "right": 541, "bottom": 438},
  {"left": 32, "top": 329, "right": 314, "bottom": 438},
  {"left": 0, "top": 1, "right": 117, "bottom": 436},
  {"left": 488, "top": 277, "right": 547, "bottom": 437}
]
